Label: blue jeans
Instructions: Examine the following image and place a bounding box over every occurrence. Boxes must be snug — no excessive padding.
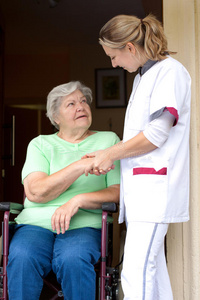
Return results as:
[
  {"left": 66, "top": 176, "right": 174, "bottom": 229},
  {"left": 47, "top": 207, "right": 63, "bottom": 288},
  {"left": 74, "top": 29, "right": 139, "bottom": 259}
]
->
[{"left": 7, "top": 224, "right": 101, "bottom": 300}]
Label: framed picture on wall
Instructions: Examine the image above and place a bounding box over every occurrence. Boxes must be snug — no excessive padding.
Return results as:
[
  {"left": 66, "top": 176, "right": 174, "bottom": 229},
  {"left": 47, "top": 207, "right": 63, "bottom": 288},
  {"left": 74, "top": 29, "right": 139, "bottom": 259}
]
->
[{"left": 95, "top": 68, "right": 126, "bottom": 108}]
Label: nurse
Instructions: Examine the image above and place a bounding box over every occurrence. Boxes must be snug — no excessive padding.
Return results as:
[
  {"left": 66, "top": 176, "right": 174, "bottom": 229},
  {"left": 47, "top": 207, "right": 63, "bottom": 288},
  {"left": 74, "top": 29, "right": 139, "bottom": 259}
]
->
[{"left": 84, "top": 14, "right": 191, "bottom": 300}]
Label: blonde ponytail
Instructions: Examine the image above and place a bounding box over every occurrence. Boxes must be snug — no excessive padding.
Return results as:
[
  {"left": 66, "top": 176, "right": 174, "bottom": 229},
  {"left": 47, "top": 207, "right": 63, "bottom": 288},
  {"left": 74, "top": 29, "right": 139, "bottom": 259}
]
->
[
  {"left": 142, "top": 14, "right": 176, "bottom": 60},
  {"left": 99, "top": 14, "right": 176, "bottom": 61}
]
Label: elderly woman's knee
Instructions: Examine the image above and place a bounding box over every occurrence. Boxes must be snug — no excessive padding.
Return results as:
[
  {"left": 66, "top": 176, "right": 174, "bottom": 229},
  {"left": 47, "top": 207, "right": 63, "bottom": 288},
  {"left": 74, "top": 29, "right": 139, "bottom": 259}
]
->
[
  {"left": 9, "top": 243, "right": 37, "bottom": 265},
  {"left": 56, "top": 247, "right": 92, "bottom": 270}
]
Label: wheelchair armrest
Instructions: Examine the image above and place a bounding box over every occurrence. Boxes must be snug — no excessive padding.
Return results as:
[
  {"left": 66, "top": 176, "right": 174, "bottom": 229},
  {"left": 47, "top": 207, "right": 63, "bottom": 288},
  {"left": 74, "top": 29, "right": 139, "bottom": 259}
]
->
[
  {"left": 102, "top": 202, "right": 118, "bottom": 213},
  {"left": 0, "top": 202, "right": 24, "bottom": 214}
]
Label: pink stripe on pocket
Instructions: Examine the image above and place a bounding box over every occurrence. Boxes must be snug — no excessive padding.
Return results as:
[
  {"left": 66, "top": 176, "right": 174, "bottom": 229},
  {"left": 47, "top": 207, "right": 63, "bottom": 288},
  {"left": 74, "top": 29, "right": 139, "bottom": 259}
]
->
[{"left": 133, "top": 167, "right": 167, "bottom": 175}]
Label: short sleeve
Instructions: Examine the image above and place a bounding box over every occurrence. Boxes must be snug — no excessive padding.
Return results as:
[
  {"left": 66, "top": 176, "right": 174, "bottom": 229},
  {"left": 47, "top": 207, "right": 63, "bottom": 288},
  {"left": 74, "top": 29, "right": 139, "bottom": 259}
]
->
[
  {"left": 143, "top": 110, "right": 176, "bottom": 148},
  {"left": 22, "top": 137, "right": 50, "bottom": 182},
  {"left": 150, "top": 60, "right": 191, "bottom": 126}
]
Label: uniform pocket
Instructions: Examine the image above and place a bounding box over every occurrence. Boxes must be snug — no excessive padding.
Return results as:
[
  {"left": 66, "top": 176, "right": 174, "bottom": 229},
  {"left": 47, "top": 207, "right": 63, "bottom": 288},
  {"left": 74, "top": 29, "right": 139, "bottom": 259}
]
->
[{"left": 124, "top": 167, "right": 169, "bottom": 222}]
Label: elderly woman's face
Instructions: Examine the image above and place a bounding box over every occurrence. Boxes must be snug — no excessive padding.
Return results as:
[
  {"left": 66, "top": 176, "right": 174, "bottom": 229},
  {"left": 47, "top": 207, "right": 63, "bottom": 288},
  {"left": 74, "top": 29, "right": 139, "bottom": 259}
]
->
[{"left": 55, "top": 89, "right": 92, "bottom": 132}]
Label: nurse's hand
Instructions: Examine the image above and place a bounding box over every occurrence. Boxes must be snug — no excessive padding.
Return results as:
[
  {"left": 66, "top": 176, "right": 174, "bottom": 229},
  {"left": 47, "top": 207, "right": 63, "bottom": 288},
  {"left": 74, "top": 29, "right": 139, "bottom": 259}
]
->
[{"left": 82, "top": 149, "right": 115, "bottom": 176}]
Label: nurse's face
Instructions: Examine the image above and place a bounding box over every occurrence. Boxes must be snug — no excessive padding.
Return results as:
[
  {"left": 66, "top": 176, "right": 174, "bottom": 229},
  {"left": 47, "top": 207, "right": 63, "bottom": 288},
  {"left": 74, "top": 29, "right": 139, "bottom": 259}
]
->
[{"left": 102, "top": 43, "right": 142, "bottom": 73}]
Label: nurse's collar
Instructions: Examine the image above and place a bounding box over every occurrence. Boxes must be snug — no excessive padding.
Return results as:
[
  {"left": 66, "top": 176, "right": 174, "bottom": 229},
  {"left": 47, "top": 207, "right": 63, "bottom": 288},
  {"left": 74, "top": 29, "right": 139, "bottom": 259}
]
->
[{"left": 138, "top": 60, "right": 158, "bottom": 76}]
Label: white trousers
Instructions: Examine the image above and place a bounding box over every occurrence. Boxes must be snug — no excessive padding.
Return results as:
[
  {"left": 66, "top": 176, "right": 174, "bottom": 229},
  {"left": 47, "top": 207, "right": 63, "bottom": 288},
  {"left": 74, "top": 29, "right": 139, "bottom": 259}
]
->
[{"left": 121, "top": 222, "right": 173, "bottom": 300}]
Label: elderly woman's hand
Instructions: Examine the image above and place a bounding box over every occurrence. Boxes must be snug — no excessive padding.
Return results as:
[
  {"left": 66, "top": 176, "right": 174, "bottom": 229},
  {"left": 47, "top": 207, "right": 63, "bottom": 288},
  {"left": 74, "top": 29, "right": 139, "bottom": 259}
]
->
[
  {"left": 82, "top": 149, "right": 115, "bottom": 176},
  {"left": 51, "top": 196, "right": 81, "bottom": 234}
]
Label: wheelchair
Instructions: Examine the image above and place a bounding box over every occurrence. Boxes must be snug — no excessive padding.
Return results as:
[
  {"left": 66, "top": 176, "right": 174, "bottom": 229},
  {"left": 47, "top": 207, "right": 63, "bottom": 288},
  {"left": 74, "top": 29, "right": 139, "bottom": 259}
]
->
[{"left": 0, "top": 200, "right": 121, "bottom": 300}]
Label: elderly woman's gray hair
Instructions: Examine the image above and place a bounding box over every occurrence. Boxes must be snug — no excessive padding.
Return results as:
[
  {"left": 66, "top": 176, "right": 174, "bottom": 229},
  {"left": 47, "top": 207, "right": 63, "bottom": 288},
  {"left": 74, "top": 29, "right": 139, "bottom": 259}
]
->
[{"left": 46, "top": 81, "right": 93, "bottom": 129}]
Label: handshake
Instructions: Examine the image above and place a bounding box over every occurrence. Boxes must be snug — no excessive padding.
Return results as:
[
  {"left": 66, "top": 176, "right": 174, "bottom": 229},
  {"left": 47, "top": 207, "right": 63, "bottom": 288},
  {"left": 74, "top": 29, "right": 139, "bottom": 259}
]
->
[{"left": 81, "top": 149, "right": 115, "bottom": 176}]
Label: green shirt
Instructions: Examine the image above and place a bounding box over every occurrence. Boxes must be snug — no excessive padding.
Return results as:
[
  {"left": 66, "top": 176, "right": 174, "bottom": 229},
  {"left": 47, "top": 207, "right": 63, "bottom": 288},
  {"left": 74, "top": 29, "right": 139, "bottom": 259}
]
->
[{"left": 15, "top": 131, "right": 120, "bottom": 231}]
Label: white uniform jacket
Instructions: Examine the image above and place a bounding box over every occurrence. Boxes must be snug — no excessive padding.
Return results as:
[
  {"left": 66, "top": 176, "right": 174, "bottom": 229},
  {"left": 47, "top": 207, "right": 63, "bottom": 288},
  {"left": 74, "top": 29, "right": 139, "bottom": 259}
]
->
[{"left": 119, "top": 56, "right": 191, "bottom": 224}]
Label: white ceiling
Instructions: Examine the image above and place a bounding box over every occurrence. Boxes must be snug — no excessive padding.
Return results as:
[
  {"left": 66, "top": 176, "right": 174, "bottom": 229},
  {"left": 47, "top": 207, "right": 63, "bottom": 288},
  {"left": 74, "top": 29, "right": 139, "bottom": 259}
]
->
[{"left": 0, "top": 0, "right": 145, "bottom": 54}]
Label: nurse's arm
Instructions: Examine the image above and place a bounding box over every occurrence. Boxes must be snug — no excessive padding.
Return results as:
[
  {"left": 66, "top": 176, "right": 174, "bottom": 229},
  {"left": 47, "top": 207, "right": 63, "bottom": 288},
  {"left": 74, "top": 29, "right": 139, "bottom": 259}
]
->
[
  {"left": 116, "top": 109, "right": 175, "bottom": 159},
  {"left": 84, "top": 110, "right": 175, "bottom": 175},
  {"left": 84, "top": 132, "right": 157, "bottom": 175},
  {"left": 115, "top": 132, "right": 157, "bottom": 159}
]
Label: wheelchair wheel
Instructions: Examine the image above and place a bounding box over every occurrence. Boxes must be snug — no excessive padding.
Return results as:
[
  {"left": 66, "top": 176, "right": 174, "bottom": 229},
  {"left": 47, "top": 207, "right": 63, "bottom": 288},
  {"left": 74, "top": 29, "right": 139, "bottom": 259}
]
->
[
  {"left": 110, "top": 267, "right": 120, "bottom": 300},
  {"left": 112, "top": 281, "right": 119, "bottom": 300}
]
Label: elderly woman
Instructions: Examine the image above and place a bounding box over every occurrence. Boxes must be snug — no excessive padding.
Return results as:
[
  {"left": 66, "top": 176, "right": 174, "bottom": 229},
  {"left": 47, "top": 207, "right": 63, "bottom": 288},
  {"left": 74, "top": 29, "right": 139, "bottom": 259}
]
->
[{"left": 7, "top": 81, "right": 120, "bottom": 300}]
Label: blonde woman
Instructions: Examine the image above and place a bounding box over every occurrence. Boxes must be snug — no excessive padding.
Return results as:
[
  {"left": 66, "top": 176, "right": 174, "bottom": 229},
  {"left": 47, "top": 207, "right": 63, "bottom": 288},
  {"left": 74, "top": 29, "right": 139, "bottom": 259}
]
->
[{"left": 84, "top": 14, "right": 191, "bottom": 300}]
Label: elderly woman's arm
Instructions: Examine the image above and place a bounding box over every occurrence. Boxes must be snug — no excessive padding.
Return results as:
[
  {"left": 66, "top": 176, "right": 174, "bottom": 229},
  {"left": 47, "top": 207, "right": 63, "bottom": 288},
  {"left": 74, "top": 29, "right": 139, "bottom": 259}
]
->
[
  {"left": 51, "top": 184, "right": 119, "bottom": 234},
  {"left": 23, "top": 157, "right": 97, "bottom": 203}
]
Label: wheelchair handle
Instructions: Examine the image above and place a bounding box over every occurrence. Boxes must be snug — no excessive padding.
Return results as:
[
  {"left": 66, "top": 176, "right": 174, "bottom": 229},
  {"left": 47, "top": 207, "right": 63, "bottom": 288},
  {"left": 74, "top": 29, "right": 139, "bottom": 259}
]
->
[
  {"left": 102, "top": 202, "right": 118, "bottom": 213},
  {"left": 0, "top": 202, "right": 24, "bottom": 213}
]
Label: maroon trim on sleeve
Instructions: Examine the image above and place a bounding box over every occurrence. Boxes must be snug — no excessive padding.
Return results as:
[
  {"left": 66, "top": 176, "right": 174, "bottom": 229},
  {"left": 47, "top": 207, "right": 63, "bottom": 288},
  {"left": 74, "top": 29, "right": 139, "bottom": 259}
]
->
[
  {"left": 133, "top": 167, "right": 167, "bottom": 175},
  {"left": 164, "top": 107, "right": 179, "bottom": 126}
]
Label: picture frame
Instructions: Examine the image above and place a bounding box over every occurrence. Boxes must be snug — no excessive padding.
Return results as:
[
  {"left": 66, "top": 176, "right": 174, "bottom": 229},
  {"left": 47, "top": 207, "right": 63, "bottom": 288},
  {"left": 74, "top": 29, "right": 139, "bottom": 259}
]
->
[{"left": 95, "top": 68, "right": 126, "bottom": 108}]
